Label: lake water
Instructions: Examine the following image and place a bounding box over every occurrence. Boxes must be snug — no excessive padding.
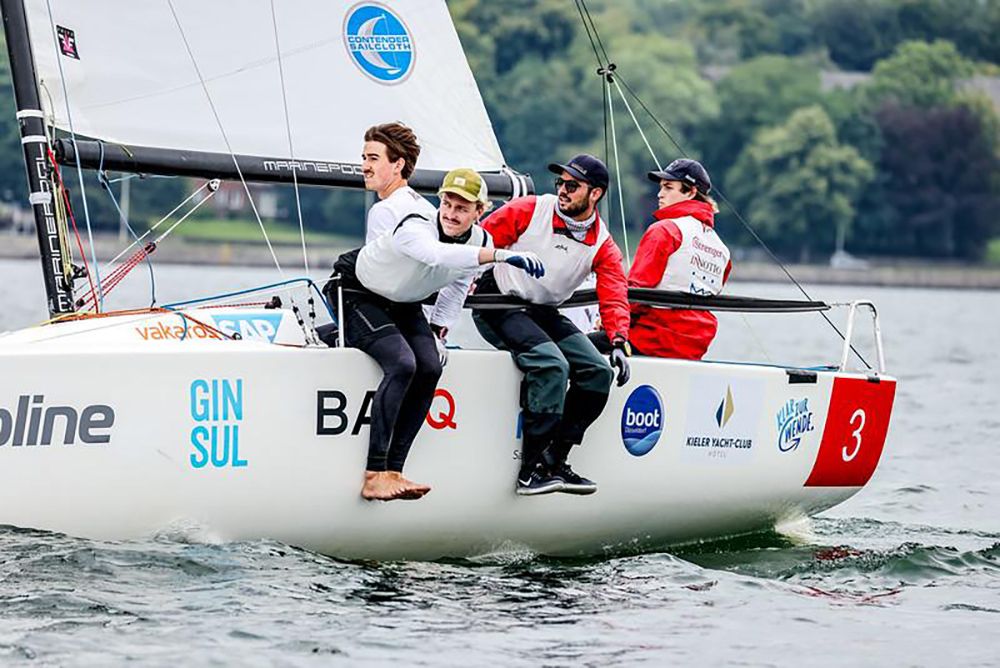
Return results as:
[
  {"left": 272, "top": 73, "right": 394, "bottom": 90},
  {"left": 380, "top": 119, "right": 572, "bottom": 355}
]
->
[{"left": 0, "top": 258, "right": 997, "bottom": 666}]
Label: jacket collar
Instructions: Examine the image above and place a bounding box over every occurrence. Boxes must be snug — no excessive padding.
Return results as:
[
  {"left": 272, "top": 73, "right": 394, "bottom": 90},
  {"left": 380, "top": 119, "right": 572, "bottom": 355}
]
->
[{"left": 653, "top": 199, "right": 715, "bottom": 227}]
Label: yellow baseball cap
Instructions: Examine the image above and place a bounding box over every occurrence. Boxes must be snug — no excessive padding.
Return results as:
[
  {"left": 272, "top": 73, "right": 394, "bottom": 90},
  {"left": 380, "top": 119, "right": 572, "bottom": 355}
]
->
[{"left": 438, "top": 167, "right": 489, "bottom": 205}]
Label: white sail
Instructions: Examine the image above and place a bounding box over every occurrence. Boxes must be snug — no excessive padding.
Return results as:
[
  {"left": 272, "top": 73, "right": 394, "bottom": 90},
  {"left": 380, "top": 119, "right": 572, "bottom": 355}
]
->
[{"left": 25, "top": 0, "right": 506, "bottom": 172}]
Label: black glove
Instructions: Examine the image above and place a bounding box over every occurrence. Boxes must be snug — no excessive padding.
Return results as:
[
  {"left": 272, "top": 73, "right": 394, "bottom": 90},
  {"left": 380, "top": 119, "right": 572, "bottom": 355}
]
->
[{"left": 609, "top": 336, "right": 631, "bottom": 387}]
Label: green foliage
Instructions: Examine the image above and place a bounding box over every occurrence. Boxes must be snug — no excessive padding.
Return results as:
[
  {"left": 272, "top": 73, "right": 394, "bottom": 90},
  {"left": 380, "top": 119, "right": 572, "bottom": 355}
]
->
[
  {"left": 986, "top": 238, "right": 1000, "bottom": 266},
  {"left": 867, "top": 40, "right": 975, "bottom": 108},
  {"left": 695, "top": 56, "right": 822, "bottom": 190},
  {"left": 725, "top": 106, "right": 874, "bottom": 259}
]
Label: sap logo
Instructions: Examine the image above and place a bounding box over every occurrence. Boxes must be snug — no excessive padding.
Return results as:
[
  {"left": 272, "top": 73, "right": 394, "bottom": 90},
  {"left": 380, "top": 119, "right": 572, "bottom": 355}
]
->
[
  {"left": 344, "top": 3, "right": 414, "bottom": 84},
  {"left": 0, "top": 395, "right": 114, "bottom": 446},
  {"left": 621, "top": 385, "right": 664, "bottom": 457},
  {"left": 211, "top": 313, "right": 282, "bottom": 343},
  {"left": 776, "top": 397, "right": 814, "bottom": 452},
  {"left": 189, "top": 379, "right": 247, "bottom": 469}
]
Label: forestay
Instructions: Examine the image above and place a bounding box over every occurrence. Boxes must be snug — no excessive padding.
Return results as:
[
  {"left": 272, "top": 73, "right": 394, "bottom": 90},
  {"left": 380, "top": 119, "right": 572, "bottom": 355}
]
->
[{"left": 25, "top": 0, "right": 505, "bottom": 171}]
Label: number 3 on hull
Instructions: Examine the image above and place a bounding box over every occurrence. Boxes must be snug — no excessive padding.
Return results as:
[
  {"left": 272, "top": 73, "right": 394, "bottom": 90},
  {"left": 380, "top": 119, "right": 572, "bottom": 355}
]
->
[{"left": 805, "top": 377, "right": 896, "bottom": 487}]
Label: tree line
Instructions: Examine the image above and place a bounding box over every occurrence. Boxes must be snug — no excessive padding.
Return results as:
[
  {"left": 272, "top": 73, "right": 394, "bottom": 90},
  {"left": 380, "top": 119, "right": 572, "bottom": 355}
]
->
[{"left": 1, "top": 0, "right": 998, "bottom": 262}]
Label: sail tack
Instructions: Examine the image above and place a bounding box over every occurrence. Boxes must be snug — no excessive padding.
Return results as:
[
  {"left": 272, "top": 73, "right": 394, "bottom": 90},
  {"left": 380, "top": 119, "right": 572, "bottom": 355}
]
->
[{"left": 25, "top": 0, "right": 506, "bottom": 172}]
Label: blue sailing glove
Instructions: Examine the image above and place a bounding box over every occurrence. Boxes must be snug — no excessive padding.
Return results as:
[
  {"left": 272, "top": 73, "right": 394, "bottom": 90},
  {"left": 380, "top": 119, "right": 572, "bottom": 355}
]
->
[
  {"left": 494, "top": 249, "right": 545, "bottom": 278},
  {"left": 609, "top": 336, "right": 631, "bottom": 387}
]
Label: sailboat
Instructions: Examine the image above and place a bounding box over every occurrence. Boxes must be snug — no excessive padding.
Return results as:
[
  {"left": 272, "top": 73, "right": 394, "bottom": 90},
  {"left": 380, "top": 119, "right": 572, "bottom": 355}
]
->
[{"left": 0, "top": 0, "right": 896, "bottom": 560}]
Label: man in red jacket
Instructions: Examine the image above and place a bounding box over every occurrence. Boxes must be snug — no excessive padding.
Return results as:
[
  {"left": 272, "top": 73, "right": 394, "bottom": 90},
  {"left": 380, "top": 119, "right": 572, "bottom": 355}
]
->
[
  {"left": 473, "top": 154, "right": 631, "bottom": 496},
  {"left": 628, "top": 159, "right": 732, "bottom": 359}
]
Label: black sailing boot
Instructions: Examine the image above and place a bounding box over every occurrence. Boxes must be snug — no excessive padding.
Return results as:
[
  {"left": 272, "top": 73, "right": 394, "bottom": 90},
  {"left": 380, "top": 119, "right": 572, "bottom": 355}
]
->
[
  {"left": 516, "top": 435, "right": 564, "bottom": 496},
  {"left": 546, "top": 442, "right": 597, "bottom": 496}
]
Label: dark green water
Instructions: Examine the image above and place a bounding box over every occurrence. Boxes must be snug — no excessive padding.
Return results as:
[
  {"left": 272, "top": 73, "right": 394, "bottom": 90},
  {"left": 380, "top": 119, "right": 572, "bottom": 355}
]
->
[{"left": 1, "top": 260, "right": 997, "bottom": 666}]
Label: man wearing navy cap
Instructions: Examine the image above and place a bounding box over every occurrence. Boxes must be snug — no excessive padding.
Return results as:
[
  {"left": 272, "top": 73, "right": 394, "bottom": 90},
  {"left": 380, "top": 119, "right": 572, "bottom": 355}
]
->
[
  {"left": 472, "top": 154, "right": 631, "bottom": 496},
  {"left": 628, "top": 158, "right": 732, "bottom": 359}
]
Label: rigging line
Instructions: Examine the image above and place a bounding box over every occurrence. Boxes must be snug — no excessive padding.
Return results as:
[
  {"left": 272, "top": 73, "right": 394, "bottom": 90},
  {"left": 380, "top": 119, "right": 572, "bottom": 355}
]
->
[
  {"left": 44, "top": 0, "right": 103, "bottom": 310},
  {"left": 104, "top": 182, "right": 211, "bottom": 269},
  {"left": 97, "top": 142, "right": 156, "bottom": 306},
  {"left": 605, "top": 78, "right": 630, "bottom": 267},
  {"left": 46, "top": 148, "right": 98, "bottom": 308},
  {"left": 167, "top": 0, "right": 284, "bottom": 276},
  {"left": 573, "top": 0, "right": 606, "bottom": 69},
  {"left": 611, "top": 77, "right": 661, "bottom": 170},
  {"left": 611, "top": 70, "right": 870, "bottom": 370},
  {"left": 269, "top": 0, "right": 308, "bottom": 274},
  {"left": 153, "top": 186, "right": 218, "bottom": 245},
  {"left": 578, "top": 0, "right": 613, "bottom": 66}
]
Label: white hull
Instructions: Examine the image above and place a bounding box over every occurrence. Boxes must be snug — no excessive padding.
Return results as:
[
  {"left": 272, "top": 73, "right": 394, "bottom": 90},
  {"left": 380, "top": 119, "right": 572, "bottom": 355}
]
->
[{"left": 0, "top": 310, "right": 896, "bottom": 560}]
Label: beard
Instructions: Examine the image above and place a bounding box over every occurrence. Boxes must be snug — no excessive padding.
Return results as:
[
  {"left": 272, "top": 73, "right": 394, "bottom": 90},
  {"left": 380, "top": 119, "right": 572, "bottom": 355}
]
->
[{"left": 558, "top": 197, "right": 589, "bottom": 218}]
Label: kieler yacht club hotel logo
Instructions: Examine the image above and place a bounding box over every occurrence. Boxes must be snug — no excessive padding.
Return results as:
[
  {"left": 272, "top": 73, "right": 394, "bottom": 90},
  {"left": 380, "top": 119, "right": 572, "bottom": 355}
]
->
[{"left": 343, "top": 2, "right": 415, "bottom": 84}]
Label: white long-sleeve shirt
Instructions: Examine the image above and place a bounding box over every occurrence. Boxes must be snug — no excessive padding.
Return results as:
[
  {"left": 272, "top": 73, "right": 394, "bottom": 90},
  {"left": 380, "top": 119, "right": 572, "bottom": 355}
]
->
[
  {"left": 356, "top": 213, "right": 492, "bottom": 328},
  {"left": 365, "top": 186, "right": 437, "bottom": 243}
]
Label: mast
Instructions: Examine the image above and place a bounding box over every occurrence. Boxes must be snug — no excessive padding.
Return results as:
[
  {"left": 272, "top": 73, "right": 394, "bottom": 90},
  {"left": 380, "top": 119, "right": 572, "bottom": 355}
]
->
[{"left": 1, "top": 0, "right": 74, "bottom": 316}]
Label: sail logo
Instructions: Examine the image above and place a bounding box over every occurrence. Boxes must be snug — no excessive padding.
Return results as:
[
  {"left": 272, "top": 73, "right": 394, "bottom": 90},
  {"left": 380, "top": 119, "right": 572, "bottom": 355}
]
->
[
  {"left": 776, "top": 398, "right": 814, "bottom": 452},
  {"left": 344, "top": 3, "right": 415, "bottom": 84},
  {"left": 57, "top": 26, "right": 79, "bottom": 60},
  {"left": 621, "top": 385, "right": 664, "bottom": 457}
]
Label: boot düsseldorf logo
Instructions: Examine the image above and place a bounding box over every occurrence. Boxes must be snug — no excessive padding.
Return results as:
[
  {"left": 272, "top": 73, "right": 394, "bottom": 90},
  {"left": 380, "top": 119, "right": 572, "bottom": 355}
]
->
[
  {"left": 344, "top": 3, "right": 415, "bottom": 84},
  {"left": 621, "top": 385, "right": 664, "bottom": 457}
]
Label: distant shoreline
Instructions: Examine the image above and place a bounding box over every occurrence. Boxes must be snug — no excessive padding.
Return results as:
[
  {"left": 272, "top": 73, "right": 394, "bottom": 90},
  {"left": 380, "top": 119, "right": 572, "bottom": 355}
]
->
[{"left": 4, "top": 233, "right": 1000, "bottom": 291}]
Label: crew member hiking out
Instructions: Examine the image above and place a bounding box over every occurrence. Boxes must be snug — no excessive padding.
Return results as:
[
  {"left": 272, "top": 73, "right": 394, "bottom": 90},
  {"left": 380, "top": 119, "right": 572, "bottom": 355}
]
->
[
  {"left": 327, "top": 145, "right": 544, "bottom": 501},
  {"left": 626, "top": 159, "right": 731, "bottom": 360},
  {"left": 473, "top": 154, "right": 631, "bottom": 497}
]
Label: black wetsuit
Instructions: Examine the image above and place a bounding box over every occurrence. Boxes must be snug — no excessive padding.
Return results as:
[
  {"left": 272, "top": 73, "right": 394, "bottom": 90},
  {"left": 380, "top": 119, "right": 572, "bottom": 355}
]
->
[{"left": 325, "top": 250, "right": 441, "bottom": 473}]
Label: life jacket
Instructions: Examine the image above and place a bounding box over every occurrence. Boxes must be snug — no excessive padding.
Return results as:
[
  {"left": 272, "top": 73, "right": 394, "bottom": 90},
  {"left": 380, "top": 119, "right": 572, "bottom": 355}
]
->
[{"left": 493, "top": 194, "right": 609, "bottom": 305}]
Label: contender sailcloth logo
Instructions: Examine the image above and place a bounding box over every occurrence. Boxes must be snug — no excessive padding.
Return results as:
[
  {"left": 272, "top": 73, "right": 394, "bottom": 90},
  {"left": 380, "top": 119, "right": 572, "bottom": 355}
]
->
[{"left": 344, "top": 3, "right": 415, "bottom": 84}]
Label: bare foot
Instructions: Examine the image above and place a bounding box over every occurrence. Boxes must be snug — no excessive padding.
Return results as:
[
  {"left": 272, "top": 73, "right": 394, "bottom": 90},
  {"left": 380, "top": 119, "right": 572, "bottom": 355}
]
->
[
  {"left": 388, "top": 471, "right": 431, "bottom": 500},
  {"left": 361, "top": 471, "right": 409, "bottom": 500}
]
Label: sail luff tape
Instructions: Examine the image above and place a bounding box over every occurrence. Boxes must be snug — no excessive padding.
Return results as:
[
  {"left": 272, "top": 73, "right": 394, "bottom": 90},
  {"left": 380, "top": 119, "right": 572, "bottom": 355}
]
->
[
  {"left": 29, "top": 191, "right": 52, "bottom": 205},
  {"left": 16, "top": 109, "right": 45, "bottom": 119},
  {"left": 21, "top": 135, "right": 48, "bottom": 145}
]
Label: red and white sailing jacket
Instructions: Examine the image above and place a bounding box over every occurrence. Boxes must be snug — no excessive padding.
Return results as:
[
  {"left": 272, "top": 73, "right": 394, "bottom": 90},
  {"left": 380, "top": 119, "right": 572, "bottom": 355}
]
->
[
  {"left": 628, "top": 200, "right": 732, "bottom": 360},
  {"left": 483, "top": 194, "right": 630, "bottom": 343}
]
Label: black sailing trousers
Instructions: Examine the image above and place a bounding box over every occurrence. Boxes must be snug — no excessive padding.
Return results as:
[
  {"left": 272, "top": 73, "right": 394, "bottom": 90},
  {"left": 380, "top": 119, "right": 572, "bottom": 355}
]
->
[
  {"left": 339, "top": 292, "right": 442, "bottom": 472},
  {"left": 473, "top": 274, "right": 613, "bottom": 474}
]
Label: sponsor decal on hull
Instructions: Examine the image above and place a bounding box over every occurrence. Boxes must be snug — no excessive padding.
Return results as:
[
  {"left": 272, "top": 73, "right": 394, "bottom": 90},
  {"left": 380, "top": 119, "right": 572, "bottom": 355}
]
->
[
  {"left": 776, "top": 397, "right": 815, "bottom": 452},
  {"left": 805, "top": 377, "right": 896, "bottom": 487},
  {"left": 0, "top": 395, "right": 114, "bottom": 446},
  {"left": 621, "top": 385, "right": 664, "bottom": 456},
  {"left": 189, "top": 378, "right": 246, "bottom": 469},
  {"left": 316, "top": 387, "right": 457, "bottom": 436},
  {"left": 684, "top": 376, "right": 765, "bottom": 462}
]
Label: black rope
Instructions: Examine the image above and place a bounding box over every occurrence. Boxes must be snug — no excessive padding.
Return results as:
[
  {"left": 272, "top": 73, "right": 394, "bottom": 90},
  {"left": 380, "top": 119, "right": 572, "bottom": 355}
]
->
[{"left": 571, "top": 0, "right": 871, "bottom": 370}]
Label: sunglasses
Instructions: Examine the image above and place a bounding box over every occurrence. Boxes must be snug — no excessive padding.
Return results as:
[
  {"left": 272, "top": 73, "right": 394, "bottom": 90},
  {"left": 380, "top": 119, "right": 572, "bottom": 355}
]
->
[{"left": 554, "top": 178, "right": 586, "bottom": 194}]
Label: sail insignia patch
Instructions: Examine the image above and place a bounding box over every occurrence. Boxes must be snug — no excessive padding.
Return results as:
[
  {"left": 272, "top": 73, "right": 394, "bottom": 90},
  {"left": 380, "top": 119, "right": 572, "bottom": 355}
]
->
[
  {"left": 343, "top": 3, "right": 414, "bottom": 85},
  {"left": 56, "top": 26, "right": 79, "bottom": 60}
]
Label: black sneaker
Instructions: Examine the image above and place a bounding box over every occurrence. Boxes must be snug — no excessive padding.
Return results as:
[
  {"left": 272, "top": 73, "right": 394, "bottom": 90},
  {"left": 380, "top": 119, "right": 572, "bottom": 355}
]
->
[
  {"left": 516, "top": 465, "right": 565, "bottom": 496},
  {"left": 550, "top": 463, "right": 597, "bottom": 495}
]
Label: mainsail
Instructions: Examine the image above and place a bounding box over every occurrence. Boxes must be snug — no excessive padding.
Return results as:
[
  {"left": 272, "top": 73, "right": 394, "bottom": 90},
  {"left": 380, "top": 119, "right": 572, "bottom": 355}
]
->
[{"left": 25, "top": 0, "right": 506, "bottom": 172}]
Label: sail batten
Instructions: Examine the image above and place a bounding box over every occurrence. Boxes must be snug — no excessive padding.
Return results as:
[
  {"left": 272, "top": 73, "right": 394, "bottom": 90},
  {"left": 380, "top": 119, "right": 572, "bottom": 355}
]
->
[{"left": 26, "top": 0, "right": 506, "bottom": 172}]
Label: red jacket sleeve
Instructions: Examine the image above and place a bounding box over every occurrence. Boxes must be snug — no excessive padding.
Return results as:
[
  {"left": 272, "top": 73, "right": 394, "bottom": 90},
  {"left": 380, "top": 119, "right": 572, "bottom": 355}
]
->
[
  {"left": 481, "top": 196, "right": 536, "bottom": 248},
  {"left": 592, "top": 236, "right": 630, "bottom": 343},
  {"left": 723, "top": 258, "right": 733, "bottom": 285},
  {"left": 628, "top": 221, "right": 682, "bottom": 288}
]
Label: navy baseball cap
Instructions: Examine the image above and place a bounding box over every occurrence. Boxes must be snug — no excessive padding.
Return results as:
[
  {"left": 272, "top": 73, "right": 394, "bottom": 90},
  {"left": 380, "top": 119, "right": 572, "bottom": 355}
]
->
[
  {"left": 648, "top": 158, "right": 712, "bottom": 194},
  {"left": 548, "top": 154, "right": 609, "bottom": 191}
]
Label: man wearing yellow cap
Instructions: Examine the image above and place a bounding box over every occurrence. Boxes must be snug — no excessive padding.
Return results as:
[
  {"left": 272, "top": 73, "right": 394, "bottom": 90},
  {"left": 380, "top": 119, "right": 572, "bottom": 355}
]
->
[{"left": 328, "top": 169, "right": 545, "bottom": 501}]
